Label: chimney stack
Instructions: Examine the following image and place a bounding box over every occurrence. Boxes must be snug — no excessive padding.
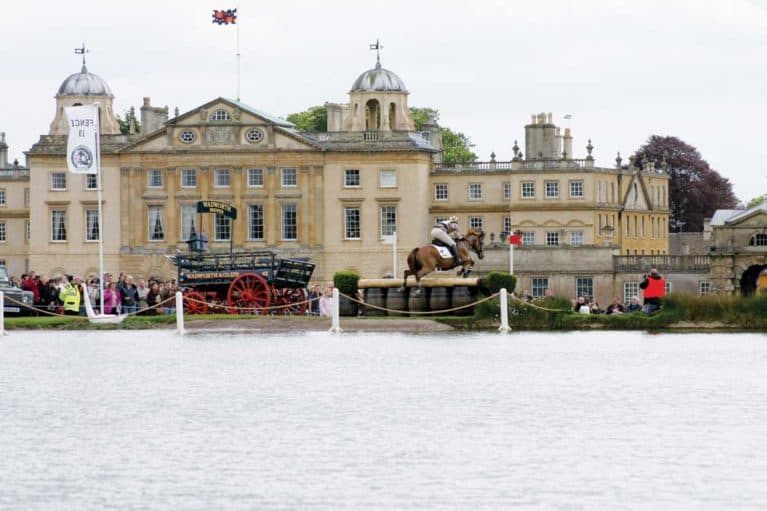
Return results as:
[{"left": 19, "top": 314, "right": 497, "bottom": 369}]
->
[
  {"left": 140, "top": 97, "right": 169, "bottom": 134},
  {"left": 0, "top": 132, "right": 8, "bottom": 168}
]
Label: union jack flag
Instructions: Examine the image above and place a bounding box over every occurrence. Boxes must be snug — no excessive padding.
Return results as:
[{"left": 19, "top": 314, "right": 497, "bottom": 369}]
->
[{"left": 212, "top": 8, "right": 237, "bottom": 25}]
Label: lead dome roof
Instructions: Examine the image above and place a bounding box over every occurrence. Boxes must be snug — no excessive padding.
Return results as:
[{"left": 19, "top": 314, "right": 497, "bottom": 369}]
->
[
  {"left": 350, "top": 60, "right": 407, "bottom": 92},
  {"left": 57, "top": 65, "right": 113, "bottom": 97}
]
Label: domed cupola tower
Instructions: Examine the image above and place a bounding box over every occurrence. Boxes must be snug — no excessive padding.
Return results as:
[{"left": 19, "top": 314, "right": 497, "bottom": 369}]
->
[
  {"left": 49, "top": 46, "right": 120, "bottom": 135},
  {"left": 341, "top": 43, "right": 415, "bottom": 132}
]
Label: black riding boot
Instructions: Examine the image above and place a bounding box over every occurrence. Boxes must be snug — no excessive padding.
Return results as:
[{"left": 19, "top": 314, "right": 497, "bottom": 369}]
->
[{"left": 449, "top": 244, "right": 459, "bottom": 267}]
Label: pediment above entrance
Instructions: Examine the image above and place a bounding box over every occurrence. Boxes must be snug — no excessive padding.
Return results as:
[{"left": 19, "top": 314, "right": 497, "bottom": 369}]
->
[{"left": 122, "top": 97, "right": 321, "bottom": 153}]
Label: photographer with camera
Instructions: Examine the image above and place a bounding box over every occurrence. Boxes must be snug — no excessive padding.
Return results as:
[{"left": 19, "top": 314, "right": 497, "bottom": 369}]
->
[{"left": 639, "top": 268, "right": 666, "bottom": 314}]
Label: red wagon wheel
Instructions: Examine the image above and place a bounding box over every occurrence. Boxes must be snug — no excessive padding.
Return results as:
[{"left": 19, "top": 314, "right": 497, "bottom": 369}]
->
[
  {"left": 272, "top": 287, "right": 308, "bottom": 315},
  {"left": 227, "top": 272, "right": 271, "bottom": 314},
  {"left": 183, "top": 291, "right": 209, "bottom": 315}
]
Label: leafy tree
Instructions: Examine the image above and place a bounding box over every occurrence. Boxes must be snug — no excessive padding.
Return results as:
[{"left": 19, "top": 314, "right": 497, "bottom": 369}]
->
[
  {"left": 746, "top": 193, "right": 767, "bottom": 208},
  {"left": 409, "top": 107, "right": 477, "bottom": 164},
  {"left": 410, "top": 107, "right": 440, "bottom": 131},
  {"left": 439, "top": 128, "right": 478, "bottom": 164},
  {"left": 286, "top": 105, "right": 327, "bottom": 132},
  {"left": 285, "top": 105, "right": 477, "bottom": 164},
  {"left": 116, "top": 110, "right": 141, "bottom": 134},
  {"left": 633, "top": 135, "right": 737, "bottom": 232}
]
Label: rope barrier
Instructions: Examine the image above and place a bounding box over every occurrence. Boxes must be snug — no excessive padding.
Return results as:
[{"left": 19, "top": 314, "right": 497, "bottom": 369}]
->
[
  {"left": 3, "top": 295, "right": 86, "bottom": 319},
  {"left": 508, "top": 293, "right": 571, "bottom": 313},
  {"left": 3, "top": 293, "right": 179, "bottom": 319},
  {"left": 4, "top": 285, "right": 567, "bottom": 324},
  {"left": 181, "top": 294, "right": 316, "bottom": 313}
]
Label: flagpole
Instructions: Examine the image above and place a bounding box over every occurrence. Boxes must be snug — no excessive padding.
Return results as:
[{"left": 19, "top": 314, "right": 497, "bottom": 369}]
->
[
  {"left": 236, "top": 6, "right": 240, "bottom": 101},
  {"left": 95, "top": 106, "right": 105, "bottom": 315},
  {"left": 509, "top": 228, "right": 514, "bottom": 275},
  {"left": 509, "top": 241, "right": 514, "bottom": 275}
]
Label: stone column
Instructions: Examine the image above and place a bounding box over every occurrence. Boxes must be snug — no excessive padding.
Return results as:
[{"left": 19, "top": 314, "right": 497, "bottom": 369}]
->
[
  {"left": 199, "top": 166, "right": 209, "bottom": 237},
  {"left": 231, "top": 166, "right": 243, "bottom": 246},
  {"left": 166, "top": 167, "right": 177, "bottom": 246},
  {"left": 266, "top": 166, "right": 277, "bottom": 244}
]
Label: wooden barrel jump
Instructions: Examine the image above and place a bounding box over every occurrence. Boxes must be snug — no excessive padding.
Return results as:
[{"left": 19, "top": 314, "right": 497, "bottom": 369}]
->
[
  {"left": 358, "top": 277, "right": 481, "bottom": 315},
  {"left": 363, "top": 287, "right": 387, "bottom": 316}
]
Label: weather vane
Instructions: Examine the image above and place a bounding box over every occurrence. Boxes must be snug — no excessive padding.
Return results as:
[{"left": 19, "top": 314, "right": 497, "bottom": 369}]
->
[
  {"left": 74, "top": 43, "right": 90, "bottom": 69},
  {"left": 369, "top": 39, "right": 383, "bottom": 66}
]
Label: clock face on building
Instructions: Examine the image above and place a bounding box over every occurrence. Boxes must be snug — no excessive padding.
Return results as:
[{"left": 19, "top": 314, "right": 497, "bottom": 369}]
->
[
  {"left": 179, "top": 129, "right": 197, "bottom": 144},
  {"left": 245, "top": 128, "right": 264, "bottom": 144}
]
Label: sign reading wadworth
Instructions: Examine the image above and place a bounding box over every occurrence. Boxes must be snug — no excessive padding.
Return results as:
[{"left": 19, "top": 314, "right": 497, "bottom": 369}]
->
[
  {"left": 197, "top": 200, "right": 238, "bottom": 220},
  {"left": 64, "top": 104, "right": 100, "bottom": 174}
]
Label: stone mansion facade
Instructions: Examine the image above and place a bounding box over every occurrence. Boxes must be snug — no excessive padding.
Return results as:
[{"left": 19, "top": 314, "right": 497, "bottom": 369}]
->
[{"left": 17, "top": 53, "right": 759, "bottom": 306}]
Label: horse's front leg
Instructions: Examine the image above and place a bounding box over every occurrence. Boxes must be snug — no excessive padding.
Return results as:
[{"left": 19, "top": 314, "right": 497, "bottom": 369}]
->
[{"left": 459, "top": 260, "right": 475, "bottom": 278}]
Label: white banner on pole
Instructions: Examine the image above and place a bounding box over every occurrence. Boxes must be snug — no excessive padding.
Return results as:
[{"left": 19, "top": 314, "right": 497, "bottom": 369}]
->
[{"left": 64, "top": 104, "right": 100, "bottom": 174}]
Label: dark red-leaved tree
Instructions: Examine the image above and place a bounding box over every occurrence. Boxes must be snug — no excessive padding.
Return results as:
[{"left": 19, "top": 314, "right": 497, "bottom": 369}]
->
[{"left": 633, "top": 135, "right": 737, "bottom": 232}]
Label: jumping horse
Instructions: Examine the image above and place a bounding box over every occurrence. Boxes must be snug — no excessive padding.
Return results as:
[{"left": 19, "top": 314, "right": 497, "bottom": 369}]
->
[{"left": 403, "top": 229, "right": 485, "bottom": 296}]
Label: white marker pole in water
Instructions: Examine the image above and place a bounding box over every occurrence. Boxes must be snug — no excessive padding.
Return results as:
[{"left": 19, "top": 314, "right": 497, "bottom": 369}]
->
[
  {"left": 498, "top": 288, "right": 511, "bottom": 333},
  {"left": 176, "top": 291, "right": 185, "bottom": 335},
  {"left": 0, "top": 291, "right": 6, "bottom": 336},
  {"left": 329, "top": 287, "right": 343, "bottom": 333}
]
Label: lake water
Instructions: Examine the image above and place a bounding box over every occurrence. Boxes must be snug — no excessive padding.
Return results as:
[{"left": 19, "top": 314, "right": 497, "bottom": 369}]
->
[{"left": 1, "top": 330, "right": 766, "bottom": 510}]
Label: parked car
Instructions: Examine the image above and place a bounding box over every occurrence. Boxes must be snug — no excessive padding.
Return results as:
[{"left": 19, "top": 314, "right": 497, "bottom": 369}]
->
[{"left": 0, "top": 265, "right": 35, "bottom": 316}]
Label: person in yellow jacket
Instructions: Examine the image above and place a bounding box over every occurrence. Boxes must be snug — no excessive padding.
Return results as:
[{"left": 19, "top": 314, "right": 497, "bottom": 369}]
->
[{"left": 59, "top": 274, "right": 81, "bottom": 316}]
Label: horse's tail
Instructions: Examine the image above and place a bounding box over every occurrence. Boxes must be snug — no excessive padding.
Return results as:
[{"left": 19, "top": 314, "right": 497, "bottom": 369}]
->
[
  {"left": 409, "top": 248, "right": 421, "bottom": 273},
  {"left": 403, "top": 248, "right": 421, "bottom": 288}
]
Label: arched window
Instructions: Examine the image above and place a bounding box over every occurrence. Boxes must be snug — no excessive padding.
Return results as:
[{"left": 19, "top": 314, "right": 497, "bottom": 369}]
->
[
  {"left": 749, "top": 233, "right": 767, "bottom": 246},
  {"left": 365, "top": 99, "right": 380, "bottom": 130},
  {"left": 389, "top": 103, "right": 396, "bottom": 130},
  {"left": 209, "top": 109, "right": 231, "bottom": 121}
]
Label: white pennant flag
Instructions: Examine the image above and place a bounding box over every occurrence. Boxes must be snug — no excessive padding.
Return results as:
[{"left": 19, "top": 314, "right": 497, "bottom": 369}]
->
[{"left": 64, "top": 104, "right": 100, "bottom": 174}]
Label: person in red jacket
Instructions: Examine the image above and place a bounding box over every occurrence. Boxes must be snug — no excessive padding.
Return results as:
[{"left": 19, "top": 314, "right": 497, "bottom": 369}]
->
[
  {"left": 639, "top": 267, "right": 666, "bottom": 314},
  {"left": 21, "top": 271, "right": 41, "bottom": 305}
]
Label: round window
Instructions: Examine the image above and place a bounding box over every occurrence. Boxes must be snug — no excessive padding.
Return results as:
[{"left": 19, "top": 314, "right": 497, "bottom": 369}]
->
[
  {"left": 179, "top": 129, "right": 196, "bottom": 144},
  {"left": 245, "top": 128, "right": 264, "bottom": 144}
]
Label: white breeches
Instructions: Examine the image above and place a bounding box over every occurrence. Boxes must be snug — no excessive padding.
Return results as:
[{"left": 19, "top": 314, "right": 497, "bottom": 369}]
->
[{"left": 431, "top": 228, "right": 456, "bottom": 247}]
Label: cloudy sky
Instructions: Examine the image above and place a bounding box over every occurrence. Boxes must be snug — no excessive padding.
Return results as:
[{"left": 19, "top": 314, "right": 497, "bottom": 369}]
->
[{"left": 1, "top": 0, "right": 766, "bottom": 202}]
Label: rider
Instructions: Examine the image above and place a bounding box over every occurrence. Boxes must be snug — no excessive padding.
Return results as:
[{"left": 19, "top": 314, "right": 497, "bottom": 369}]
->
[{"left": 431, "top": 216, "right": 461, "bottom": 265}]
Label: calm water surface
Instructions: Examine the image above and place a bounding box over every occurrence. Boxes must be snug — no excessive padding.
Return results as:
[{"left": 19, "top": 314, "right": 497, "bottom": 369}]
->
[{"left": 1, "top": 330, "right": 766, "bottom": 510}]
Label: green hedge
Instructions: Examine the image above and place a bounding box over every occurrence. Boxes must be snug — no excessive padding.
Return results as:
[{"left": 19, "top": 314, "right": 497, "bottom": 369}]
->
[
  {"left": 333, "top": 270, "right": 361, "bottom": 295},
  {"left": 473, "top": 293, "right": 767, "bottom": 330},
  {"left": 481, "top": 272, "right": 517, "bottom": 295}
]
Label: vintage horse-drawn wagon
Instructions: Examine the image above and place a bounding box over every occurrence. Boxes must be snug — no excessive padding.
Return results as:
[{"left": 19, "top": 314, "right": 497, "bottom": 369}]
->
[
  {"left": 166, "top": 200, "right": 315, "bottom": 314},
  {"left": 168, "top": 249, "right": 315, "bottom": 315}
]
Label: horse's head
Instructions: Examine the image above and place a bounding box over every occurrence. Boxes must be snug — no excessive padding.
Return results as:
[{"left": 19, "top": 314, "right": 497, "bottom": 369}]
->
[{"left": 466, "top": 229, "right": 485, "bottom": 259}]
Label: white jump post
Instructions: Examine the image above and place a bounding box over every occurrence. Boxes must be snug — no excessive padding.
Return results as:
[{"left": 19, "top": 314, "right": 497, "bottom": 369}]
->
[
  {"left": 0, "top": 291, "right": 6, "bottom": 336},
  {"left": 498, "top": 288, "right": 511, "bottom": 333},
  {"left": 175, "top": 291, "right": 185, "bottom": 335},
  {"left": 329, "top": 287, "right": 342, "bottom": 333}
]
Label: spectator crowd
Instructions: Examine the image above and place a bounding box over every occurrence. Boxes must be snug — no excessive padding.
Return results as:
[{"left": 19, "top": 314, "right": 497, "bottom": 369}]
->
[{"left": 9, "top": 271, "right": 180, "bottom": 316}]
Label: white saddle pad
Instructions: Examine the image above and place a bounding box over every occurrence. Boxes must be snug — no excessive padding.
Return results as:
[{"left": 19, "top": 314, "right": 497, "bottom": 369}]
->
[{"left": 433, "top": 245, "right": 452, "bottom": 259}]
